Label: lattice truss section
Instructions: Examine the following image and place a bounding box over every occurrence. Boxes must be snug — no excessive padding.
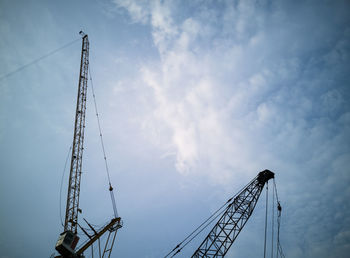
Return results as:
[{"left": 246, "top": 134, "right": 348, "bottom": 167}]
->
[
  {"left": 64, "top": 34, "right": 89, "bottom": 234},
  {"left": 192, "top": 172, "right": 270, "bottom": 258}
]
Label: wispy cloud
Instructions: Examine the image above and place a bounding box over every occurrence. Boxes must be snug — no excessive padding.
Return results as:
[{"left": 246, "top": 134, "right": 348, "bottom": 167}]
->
[
  {"left": 113, "top": 0, "right": 350, "bottom": 256},
  {"left": 112, "top": 0, "right": 150, "bottom": 24},
  {"left": 113, "top": 0, "right": 350, "bottom": 180}
]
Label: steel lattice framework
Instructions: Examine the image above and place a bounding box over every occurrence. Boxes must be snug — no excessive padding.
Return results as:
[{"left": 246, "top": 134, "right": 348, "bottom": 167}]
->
[
  {"left": 64, "top": 34, "right": 89, "bottom": 234},
  {"left": 192, "top": 170, "right": 274, "bottom": 258}
]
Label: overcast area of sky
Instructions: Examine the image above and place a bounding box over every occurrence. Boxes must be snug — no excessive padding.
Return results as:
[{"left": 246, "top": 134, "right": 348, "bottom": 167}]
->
[{"left": 0, "top": 0, "right": 349, "bottom": 257}]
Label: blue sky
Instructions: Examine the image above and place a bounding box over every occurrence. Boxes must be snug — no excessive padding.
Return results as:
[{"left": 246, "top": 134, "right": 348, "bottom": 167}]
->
[{"left": 0, "top": 0, "right": 349, "bottom": 257}]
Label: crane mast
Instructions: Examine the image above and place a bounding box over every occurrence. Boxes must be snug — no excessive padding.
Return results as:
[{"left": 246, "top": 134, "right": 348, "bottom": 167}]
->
[
  {"left": 192, "top": 170, "right": 274, "bottom": 257},
  {"left": 55, "top": 32, "right": 89, "bottom": 257},
  {"left": 64, "top": 33, "right": 89, "bottom": 234},
  {"left": 55, "top": 32, "right": 122, "bottom": 258}
]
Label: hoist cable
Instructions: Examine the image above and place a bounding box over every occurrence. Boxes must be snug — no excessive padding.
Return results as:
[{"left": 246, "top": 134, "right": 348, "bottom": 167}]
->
[
  {"left": 59, "top": 145, "right": 72, "bottom": 227},
  {"left": 273, "top": 178, "right": 285, "bottom": 258},
  {"left": 277, "top": 215, "right": 280, "bottom": 258},
  {"left": 273, "top": 179, "right": 280, "bottom": 203},
  {"left": 264, "top": 181, "right": 268, "bottom": 258},
  {"left": 88, "top": 67, "right": 112, "bottom": 185},
  {"left": 0, "top": 37, "right": 80, "bottom": 81},
  {"left": 88, "top": 66, "right": 118, "bottom": 218},
  {"left": 271, "top": 180, "right": 275, "bottom": 258},
  {"left": 277, "top": 214, "right": 285, "bottom": 258}
]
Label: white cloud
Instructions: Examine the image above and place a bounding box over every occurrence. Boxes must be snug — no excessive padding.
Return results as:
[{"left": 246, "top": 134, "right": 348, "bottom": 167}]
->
[
  {"left": 114, "top": 0, "right": 350, "bottom": 183},
  {"left": 112, "top": 1, "right": 350, "bottom": 256},
  {"left": 113, "top": 0, "right": 150, "bottom": 24}
]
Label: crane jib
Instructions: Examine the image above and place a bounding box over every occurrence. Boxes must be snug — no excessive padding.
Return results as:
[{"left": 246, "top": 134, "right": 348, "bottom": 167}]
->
[
  {"left": 64, "top": 34, "right": 89, "bottom": 235},
  {"left": 55, "top": 32, "right": 122, "bottom": 258},
  {"left": 192, "top": 169, "right": 274, "bottom": 258},
  {"left": 55, "top": 32, "right": 89, "bottom": 258}
]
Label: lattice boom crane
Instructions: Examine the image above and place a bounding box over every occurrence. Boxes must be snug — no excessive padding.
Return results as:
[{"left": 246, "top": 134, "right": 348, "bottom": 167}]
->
[
  {"left": 55, "top": 32, "right": 122, "bottom": 258},
  {"left": 65, "top": 32, "right": 89, "bottom": 235},
  {"left": 192, "top": 170, "right": 274, "bottom": 257},
  {"left": 55, "top": 32, "right": 89, "bottom": 257}
]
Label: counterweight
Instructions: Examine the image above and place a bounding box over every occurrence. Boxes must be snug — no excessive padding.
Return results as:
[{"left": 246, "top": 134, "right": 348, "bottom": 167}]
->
[{"left": 64, "top": 33, "right": 89, "bottom": 234}]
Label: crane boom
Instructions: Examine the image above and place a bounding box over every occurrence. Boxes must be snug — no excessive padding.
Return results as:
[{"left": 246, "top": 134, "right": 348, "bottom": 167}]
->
[
  {"left": 192, "top": 169, "right": 274, "bottom": 257},
  {"left": 55, "top": 32, "right": 89, "bottom": 257},
  {"left": 64, "top": 33, "right": 89, "bottom": 234},
  {"left": 55, "top": 32, "right": 122, "bottom": 258}
]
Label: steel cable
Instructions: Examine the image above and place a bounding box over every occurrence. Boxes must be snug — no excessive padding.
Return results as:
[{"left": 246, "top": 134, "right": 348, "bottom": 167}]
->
[
  {"left": 0, "top": 38, "right": 80, "bottom": 81},
  {"left": 264, "top": 181, "right": 269, "bottom": 258},
  {"left": 164, "top": 202, "right": 229, "bottom": 258},
  {"left": 59, "top": 145, "right": 72, "bottom": 227},
  {"left": 88, "top": 66, "right": 118, "bottom": 218},
  {"left": 271, "top": 180, "right": 275, "bottom": 258},
  {"left": 273, "top": 178, "right": 285, "bottom": 258}
]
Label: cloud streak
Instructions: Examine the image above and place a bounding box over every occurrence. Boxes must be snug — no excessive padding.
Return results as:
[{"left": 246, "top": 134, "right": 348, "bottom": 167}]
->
[
  {"left": 114, "top": 0, "right": 348, "bottom": 178},
  {"left": 113, "top": 0, "right": 350, "bottom": 257}
]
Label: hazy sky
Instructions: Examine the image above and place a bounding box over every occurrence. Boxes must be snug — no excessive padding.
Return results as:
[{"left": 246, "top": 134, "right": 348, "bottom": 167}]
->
[{"left": 1, "top": 0, "right": 350, "bottom": 257}]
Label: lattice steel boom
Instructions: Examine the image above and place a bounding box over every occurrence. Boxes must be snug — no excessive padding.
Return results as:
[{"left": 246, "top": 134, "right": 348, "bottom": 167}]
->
[
  {"left": 55, "top": 32, "right": 123, "bottom": 258},
  {"left": 64, "top": 33, "right": 89, "bottom": 234},
  {"left": 55, "top": 32, "right": 89, "bottom": 258},
  {"left": 192, "top": 169, "right": 274, "bottom": 258}
]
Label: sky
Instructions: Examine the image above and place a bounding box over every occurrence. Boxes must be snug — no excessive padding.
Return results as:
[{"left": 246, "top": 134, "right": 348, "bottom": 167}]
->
[{"left": 0, "top": 0, "right": 350, "bottom": 257}]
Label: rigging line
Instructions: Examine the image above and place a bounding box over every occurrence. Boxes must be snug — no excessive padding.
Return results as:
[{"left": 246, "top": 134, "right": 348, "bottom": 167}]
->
[
  {"left": 164, "top": 203, "right": 229, "bottom": 258},
  {"left": 176, "top": 207, "right": 227, "bottom": 257},
  {"left": 170, "top": 208, "right": 227, "bottom": 258},
  {"left": 276, "top": 205, "right": 280, "bottom": 258},
  {"left": 0, "top": 37, "right": 81, "bottom": 81},
  {"left": 277, "top": 214, "right": 285, "bottom": 258},
  {"left": 274, "top": 179, "right": 285, "bottom": 258},
  {"left": 273, "top": 178, "right": 280, "bottom": 203},
  {"left": 88, "top": 66, "right": 118, "bottom": 218},
  {"left": 275, "top": 182, "right": 279, "bottom": 258},
  {"left": 88, "top": 67, "right": 112, "bottom": 185},
  {"left": 273, "top": 178, "right": 285, "bottom": 258},
  {"left": 271, "top": 180, "right": 275, "bottom": 258},
  {"left": 264, "top": 181, "right": 269, "bottom": 258},
  {"left": 278, "top": 244, "right": 283, "bottom": 258},
  {"left": 59, "top": 145, "right": 72, "bottom": 227}
]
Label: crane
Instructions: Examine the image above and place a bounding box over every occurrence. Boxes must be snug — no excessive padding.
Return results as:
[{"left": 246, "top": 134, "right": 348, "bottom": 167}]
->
[
  {"left": 167, "top": 169, "right": 276, "bottom": 257},
  {"left": 192, "top": 169, "right": 274, "bottom": 257},
  {"left": 55, "top": 32, "right": 122, "bottom": 258}
]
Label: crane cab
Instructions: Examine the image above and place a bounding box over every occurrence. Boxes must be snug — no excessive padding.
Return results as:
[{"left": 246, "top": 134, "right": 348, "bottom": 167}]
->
[{"left": 55, "top": 230, "right": 79, "bottom": 257}]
